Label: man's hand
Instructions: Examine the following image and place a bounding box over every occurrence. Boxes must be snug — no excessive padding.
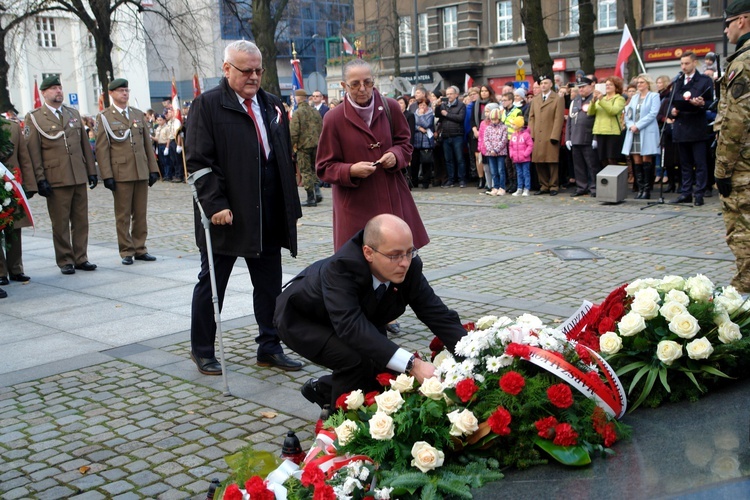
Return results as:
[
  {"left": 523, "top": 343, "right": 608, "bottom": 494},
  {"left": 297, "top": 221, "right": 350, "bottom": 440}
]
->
[
  {"left": 410, "top": 358, "right": 436, "bottom": 384},
  {"left": 148, "top": 172, "right": 159, "bottom": 187},
  {"left": 88, "top": 175, "right": 98, "bottom": 189},
  {"left": 103, "top": 178, "right": 116, "bottom": 191},
  {"left": 211, "top": 209, "right": 233, "bottom": 225},
  {"left": 375, "top": 152, "right": 397, "bottom": 169},
  {"left": 716, "top": 178, "right": 732, "bottom": 197},
  {"left": 671, "top": 107, "right": 679, "bottom": 117},
  {"left": 690, "top": 96, "right": 705, "bottom": 107},
  {"left": 350, "top": 161, "right": 377, "bottom": 179},
  {"left": 37, "top": 180, "right": 52, "bottom": 197}
]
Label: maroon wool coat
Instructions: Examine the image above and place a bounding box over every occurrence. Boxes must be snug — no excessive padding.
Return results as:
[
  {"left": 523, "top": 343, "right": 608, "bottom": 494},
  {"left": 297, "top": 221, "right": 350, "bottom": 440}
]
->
[{"left": 316, "top": 89, "right": 428, "bottom": 251}]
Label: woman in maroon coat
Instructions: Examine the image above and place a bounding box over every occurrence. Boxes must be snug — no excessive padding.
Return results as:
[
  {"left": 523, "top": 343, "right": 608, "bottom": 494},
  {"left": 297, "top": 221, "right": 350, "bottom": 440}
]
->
[{"left": 316, "top": 59, "right": 429, "bottom": 251}]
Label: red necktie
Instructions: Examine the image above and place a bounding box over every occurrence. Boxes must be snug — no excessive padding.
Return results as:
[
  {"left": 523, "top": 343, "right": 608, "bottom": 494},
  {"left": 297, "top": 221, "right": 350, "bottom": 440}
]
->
[
  {"left": 685, "top": 75, "right": 691, "bottom": 85},
  {"left": 243, "top": 98, "right": 267, "bottom": 159}
]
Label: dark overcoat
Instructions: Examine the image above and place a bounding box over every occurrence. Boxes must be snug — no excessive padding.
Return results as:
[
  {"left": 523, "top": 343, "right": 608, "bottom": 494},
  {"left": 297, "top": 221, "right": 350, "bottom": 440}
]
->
[
  {"left": 671, "top": 72, "right": 714, "bottom": 143},
  {"left": 186, "top": 78, "right": 302, "bottom": 258}
]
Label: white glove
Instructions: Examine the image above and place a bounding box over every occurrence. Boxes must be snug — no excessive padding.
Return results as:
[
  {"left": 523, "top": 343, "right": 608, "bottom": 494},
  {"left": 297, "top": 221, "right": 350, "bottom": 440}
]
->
[
  {"left": 176, "top": 145, "right": 183, "bottom": 153},
  {"left": 162, "top": 148, "right": 169, "bottom": 156},
  {"left": 592, "top": 140, "right": 598, "bottom": 150},
  {"left": 565, "top": 141, "right": 572, "bottom": 150}
]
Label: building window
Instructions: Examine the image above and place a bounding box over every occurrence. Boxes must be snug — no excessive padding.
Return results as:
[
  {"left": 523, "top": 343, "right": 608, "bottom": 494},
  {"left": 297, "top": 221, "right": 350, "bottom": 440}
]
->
[
  {"left": 687, "top": 0, "right": 709, "bottom": 19},
  {"left": 399, "top": 16, "right": 412, "bottom": 55},
  {"left": 497, "top": 1, "right": 513, "bottom": 42},
  {"left": 87, "top": 33, "right": 95, "bottom": 49},
  {"left": 442, "top": 6, "right": 457, "bottom": 49},
  {"left": 597, "top": 0, "right": 617, "bottom": 30},
  {"left": 36, "top": 17, "right": 57, "bottom": 48},
  {"left": 655, "top": 0, "right": 675, "bottom": 23},
  {"left": 569, "top": 0, "right": 579, "bottom": 34},
  {"left": 418, "top": 13, "right": 429, "bottom": 53}
]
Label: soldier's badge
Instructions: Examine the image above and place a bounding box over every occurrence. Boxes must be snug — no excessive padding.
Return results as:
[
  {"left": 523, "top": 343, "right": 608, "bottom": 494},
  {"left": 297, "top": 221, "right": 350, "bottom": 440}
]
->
[
  {"left": 23, "top": 125, "right": 30, "bottom": 138},
  {"left": 731, "top": 79, "right": 746, "bottom": 99}
]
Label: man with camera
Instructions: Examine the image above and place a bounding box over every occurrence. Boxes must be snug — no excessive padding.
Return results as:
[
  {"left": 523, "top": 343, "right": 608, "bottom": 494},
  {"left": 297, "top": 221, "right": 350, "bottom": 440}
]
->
[{"left": 435, "top": 86, "right": 467, "bottom": 188}]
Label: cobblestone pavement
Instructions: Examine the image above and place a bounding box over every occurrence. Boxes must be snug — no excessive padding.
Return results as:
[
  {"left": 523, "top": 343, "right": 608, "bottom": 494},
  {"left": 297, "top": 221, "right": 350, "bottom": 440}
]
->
[{"left": 1, "top": 181, "right": 741, "bottom": 499}]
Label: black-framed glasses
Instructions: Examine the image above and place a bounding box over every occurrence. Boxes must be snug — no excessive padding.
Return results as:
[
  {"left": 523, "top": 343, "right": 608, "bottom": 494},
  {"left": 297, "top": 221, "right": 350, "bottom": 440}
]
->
[
  {"left": 227, "top": 61, "right": 264, "bottom": 76},
  {"left": 725, "top": 15, "right": 745, "bottom": 28},
  {"left": 346, "top": 80, "right": 375, "bottom": 90},
  {"left": 370, "top": 246, "right": 418, "bottom": 262}
]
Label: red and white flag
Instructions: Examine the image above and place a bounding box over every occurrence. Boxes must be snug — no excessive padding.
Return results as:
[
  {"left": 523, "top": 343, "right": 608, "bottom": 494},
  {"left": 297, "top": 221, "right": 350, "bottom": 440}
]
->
[
  {"left": 171, "top": 77, "right": 182, "bottom": 122},
  {"left": 0, "top": 162, "right": 34, "bottom": 229},
  {"left": 614, "top": 24, "right": 636, "bottom": 79},
  {"left": 33, "top": 79, "right": 41, "bottom": 109},
  {"left": 342, "top": 36, "right": 354, "bottom": 55},
  {"left": 464, "top": 74, "right": 474, "bottom": 93},
  {"left": 192, "top": 73, "right": 201, "bottom": 98}
]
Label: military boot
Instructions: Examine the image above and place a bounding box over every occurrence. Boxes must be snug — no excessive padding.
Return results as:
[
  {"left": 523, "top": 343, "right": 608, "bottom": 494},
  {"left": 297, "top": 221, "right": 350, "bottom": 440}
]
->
[
  {"left": 303, "top": 189, "right": 317, "bottom": 207},
  {"left": 314, "top": 183, "right": 323, "bottom": 203}
]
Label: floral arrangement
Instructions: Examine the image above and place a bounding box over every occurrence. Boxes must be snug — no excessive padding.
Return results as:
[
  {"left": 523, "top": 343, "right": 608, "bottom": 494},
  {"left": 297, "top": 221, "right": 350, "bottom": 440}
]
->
[
  {"left": 0, "top": 125, "right": 26, "bottom": 235},
  {"left": 570, "top": 274, "right": 750, "bottom": 409}
]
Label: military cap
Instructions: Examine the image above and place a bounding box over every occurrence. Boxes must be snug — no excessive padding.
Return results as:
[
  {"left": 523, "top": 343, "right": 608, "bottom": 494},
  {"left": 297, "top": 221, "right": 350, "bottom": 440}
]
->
[
  {"left": 536, "top": 75, "right": 552, "bottom": 84},
  {"left": 108, "top": 78, "right": 128, "bottom": 91},
  {"left": 726, "top": 0, "right": 750, "bottom": 16},
  {"left": 39, "top": 75, "right": 61, "bottom": 91},
  {"left": 294, "top": 89, "right": 308, "bottom": 97},
  {"left": 576, "top": 76, "right": 594, "bottom": 86}
]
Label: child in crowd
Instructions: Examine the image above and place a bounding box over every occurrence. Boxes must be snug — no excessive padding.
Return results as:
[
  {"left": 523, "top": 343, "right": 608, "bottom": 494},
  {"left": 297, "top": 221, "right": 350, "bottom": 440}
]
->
[
  {"left": 480, "top": 108, "right": 508, "bottom": 195},
  {"left": 509, "top": 115, "right": 533, "bottom": 196},
  {"left": 477, "top": 102, "right": 501, "bottom": 192}
]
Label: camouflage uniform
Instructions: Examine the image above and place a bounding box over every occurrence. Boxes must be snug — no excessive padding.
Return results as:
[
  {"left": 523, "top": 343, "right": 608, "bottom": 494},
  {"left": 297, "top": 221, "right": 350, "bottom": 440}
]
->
[
  {"left": 290, "top": 100, "right": 322, "bottom": 192},
  {"left": 715, "top": 34, "right": 750, "bottom": 292}
]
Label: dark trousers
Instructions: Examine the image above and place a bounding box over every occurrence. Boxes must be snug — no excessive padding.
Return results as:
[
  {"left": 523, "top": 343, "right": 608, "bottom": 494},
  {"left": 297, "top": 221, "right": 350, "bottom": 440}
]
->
[
  {"left": 677, "top": 141, "right": 708, "bottom": 197},
  {"left": 572, "top": 145, "right": 600, "bottom": 194},
  {"left": 191, "top": 247, "right": 283, "bottom": 358},
  {"left": 443, "top": 135, "right": 466, "bottom": 182},
  {"left": 168, "top": 143, "right": 183, "bottom": 180}
]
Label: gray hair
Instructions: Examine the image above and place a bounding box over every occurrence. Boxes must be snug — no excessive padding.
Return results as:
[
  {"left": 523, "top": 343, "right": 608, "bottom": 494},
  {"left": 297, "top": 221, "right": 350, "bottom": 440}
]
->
[
  {"left": 343, "top": 58, "right": 372, "bottom": 81},
  {"left": 224, "top": 40, "right": 262, "bottom": 64},
  {"left": 449, "top": 85, "right": 460, "bottom": 95}
]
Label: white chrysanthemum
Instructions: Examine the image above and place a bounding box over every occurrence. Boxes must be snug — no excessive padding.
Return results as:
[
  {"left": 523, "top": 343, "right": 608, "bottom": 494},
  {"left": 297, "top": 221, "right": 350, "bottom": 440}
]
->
[
  {"left": 537, "top": 332, "right": 562, "bottom": 352},
  {"left": 494, "top": 316, "right": 513, "bottom": 328},
  {"left": 443, "top": 371, "right": 462, "bottom": 388},
  {"left": 485, "top": 356, "right": 503, "bottom": 373},
  {"left": 476, "top": 315, "right": 498, "bottom": 330},
  {"left": 2, "top": 197, "right": 10, "bottom": 207},
  {"left": 3, "top": 182, "right": 11, "bottom": 191},
  {"left": 516, "top": 313, "right": 543, "bottom": 329},
  {"left": 522, "top": 334, "right": 540, "bottom": 347},
  {"left": 459, "top": 358, "right": 477, "bottom": 374},
  {"left": 453, "top": 336, "right": 473, "bottom": 357},
  {"left": 374, "top": 487, "right": 394, "bottom": 500},
  {"left": 496, "top": 327, "right": 513, "bottom": 344},
  {"left": 433, "top": 351, "right": 453, "bottom": 371}
]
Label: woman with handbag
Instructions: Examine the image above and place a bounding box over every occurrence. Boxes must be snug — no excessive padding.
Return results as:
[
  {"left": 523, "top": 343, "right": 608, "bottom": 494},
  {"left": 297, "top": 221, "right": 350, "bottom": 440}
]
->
[{"left": 413, "top": 99, "right": 435, "bottom": 189}]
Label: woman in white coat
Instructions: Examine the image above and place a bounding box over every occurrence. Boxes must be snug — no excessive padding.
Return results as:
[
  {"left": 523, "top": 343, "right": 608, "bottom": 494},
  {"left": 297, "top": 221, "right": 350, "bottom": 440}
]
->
[{"left": 621, "top": 74, "right": 661, "bottom": 199}]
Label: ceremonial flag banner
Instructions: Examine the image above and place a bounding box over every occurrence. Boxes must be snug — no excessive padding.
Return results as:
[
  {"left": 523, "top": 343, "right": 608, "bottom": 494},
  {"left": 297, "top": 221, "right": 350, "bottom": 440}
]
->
[
  {"left": 615, "top": 24, "right": 636, "bottom": 79},
  {"left": 98, "top": 93, "right": 105, "bottom": 112},
  {"left": 342, "top": 36, "right": 354, "bottom": 55},
  {"left": 171, "top": 77, "right": 182, "bottom": 122},
  {"left": 465, "top": 74, "right": 475, "bottom": 93},
  {"left": 193, "top": 73, "right": 201, "bottom": 98},
  {"left": 291, "top": 58, "right": 303, "bottom": 111},
  {"left": 33, "top": 80, "right": 41, "bottom": 109}
]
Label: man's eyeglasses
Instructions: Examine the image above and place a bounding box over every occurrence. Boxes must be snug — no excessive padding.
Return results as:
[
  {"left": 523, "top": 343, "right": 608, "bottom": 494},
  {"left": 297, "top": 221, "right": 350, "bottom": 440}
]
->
[
  {"left": 227, "top": 62, "right": 264, "bottom": 76},
  {"left": 725, "top": 15, "right": 746, "bottom": 29},
  {"left": 370, "top": 247, "right": 418, "bottom": 262},
  {"left": 346, "top": 80, "right": 375, "bottom": 90}
]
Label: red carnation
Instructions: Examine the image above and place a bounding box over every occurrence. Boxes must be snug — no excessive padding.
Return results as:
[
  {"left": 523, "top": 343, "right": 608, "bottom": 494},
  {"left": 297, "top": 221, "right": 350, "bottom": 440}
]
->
[
  {"left": 547, "top": 383, "right": 574, "bottom": 409},
  {"left": 429, "top": 336, "right": 445, "bottom": 353},
  {"left": 601, "top": 422, "right": 618, "bottom": 447},
  {"left": 505, "top": 342, "right": 530, "bottom": 359},
  {"left": 488, "top": 407, "right": 512, "bottom": 435},
  {"left": 597, "top": 316, "right": 615, "bottom": 335},
  {"left": 499, "top": 371, "right": 525, "bottom": 395},
  {"left": 575, "top": 344, "right": 593, "bottom": 365},
  {"left": 245, "top": 476, "right": 274, "bottom": 500},
  {"left": 364, "top": 390, "right": 379, "bottom": 407},
  {"left": 376, "top": 372, "right": 396, "bottom": 387},
  {"left": 335, "top": 392, "right": 350, "bottom": 410},
  {"left": 608, "top": 302, "right": 625, "bottom": 321},
  {"left": 313, "top": 483, "right": 336, "bottom": 500},
  {"left": 553, "top": 423, "right": 579, "bottom": 446},
  {"left": 463, "top": 322, "right": 476, "bottom": 332},
  {"left": 223, "top": 484, "right": 243, "bottom": 500},
  {"left": 455, "top": 378, "right": 479, "bottom": 402},
  {"left": 534, "top": 416, "right": 558, "bottom": 439},
  {"left": 301, "top": 465, "right": 326, "bottom": 487}
]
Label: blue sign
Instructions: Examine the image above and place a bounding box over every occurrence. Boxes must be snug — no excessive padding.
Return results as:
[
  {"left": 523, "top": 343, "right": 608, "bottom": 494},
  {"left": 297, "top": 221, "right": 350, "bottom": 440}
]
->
[
  {"left": 513, "top": 82, "right": 529, "bottom": 90},
  {"left": 69, "top": 93, "right": 79, "bottom": 105}
]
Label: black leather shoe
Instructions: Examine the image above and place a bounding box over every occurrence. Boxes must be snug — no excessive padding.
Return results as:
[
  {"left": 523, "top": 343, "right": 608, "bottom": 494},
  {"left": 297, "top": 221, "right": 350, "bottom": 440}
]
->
[
  {"left": 134, "top": 253, "right": 157, "bottom": 261},
  {"left": 570, "top": 191, "right": 586, "bottom": 197},
  {"left": 191, "top": 351, "right": 222, "bottom": 375},
  {"left": 61, "top": 264, "right": 75, "bottom": 275},
  {"left": 122, "top": 256, "right": 134, "bottom": 265},
  {"left": 533, "top": 190, "right": 549, "bottom": 195},
  {"left": 75, "top": 261, "right": 97, "bottom": 271},
  {"left": 256, "top": 352, "right": 303, "bottom": 371},
  {"left": 694, "top": 197, "right": 704, "bottom": 206},
  {"left": 385, "top": 322, "right": 401, "bottom": 335},
  {"left": 549, "top": 190, "right": 558, "bottom": 196},
  {"left": 0, "top": 276, "right": 8, "bottom": 286},
  {"left": 9, "top": 273, "right": 30, "bottom": 282},
  {"left": 670, "top": 195, "right": 693, "bottom": 204},
  {"left": 0, "top": 287, "right": 6, "bottom": 299},
  {"left": 590, "top": 193, "right": 596, "bottom": 198},
  {"left": 301, "top": 378, "right": 328, "bottom": 408}
]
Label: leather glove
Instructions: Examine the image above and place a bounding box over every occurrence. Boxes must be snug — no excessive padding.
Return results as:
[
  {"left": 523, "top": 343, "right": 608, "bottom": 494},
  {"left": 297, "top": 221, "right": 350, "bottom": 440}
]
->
[
  {"left": 565, "top": 141, "right": 572, "bottom": 150},
  {"left": 176, "top": 145, "right": 183, "bottom": 154},
  {"left": 37, "top": 179, "right": 53, "bottom": 197},
  {"left": 103, "top": 178, "right": 116, "bottom": 192},
  {"left": 592, "top": 140, "right": 598, "bottom": 150},
  {"left": 88, "top": 175, "right": 98, "bottom": 189},
  {"left": 550, "top": 138, "right": 559, "bottom": 145},
  {"left": 148, "top": 172, "right": 159, "bottom": 187},
  {"left": 716, "top": 177, "right": 732, "bottom": 197},
  {"left": 24, "top": 188, "right": 35, "bottom": 199}
]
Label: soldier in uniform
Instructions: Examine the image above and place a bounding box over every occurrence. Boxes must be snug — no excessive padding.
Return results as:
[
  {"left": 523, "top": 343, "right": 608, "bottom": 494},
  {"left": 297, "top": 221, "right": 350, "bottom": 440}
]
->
[
  {"left": 715, "top": 0, "right": 750, "bottom": 293},
  {"left": 566, "top": 76, "right": 599, "bottom": 197},
  {"left": 95, "top": 78, "right": 160, "bottom": 266},
  {"left": 24, "top": 75, "right": 98, "bottom": 275},
  {"left": 289, "top": 89, "right": 323, "bottom": 207}
]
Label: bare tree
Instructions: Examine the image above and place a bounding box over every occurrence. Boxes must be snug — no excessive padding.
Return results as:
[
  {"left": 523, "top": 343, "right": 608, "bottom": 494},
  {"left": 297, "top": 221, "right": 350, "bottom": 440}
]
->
[
  {"left": 578, "top": 0, "right": 596, "bottom": 75},
  {"left": 520, "top": 0, "right": 553, "bottom": 80}
]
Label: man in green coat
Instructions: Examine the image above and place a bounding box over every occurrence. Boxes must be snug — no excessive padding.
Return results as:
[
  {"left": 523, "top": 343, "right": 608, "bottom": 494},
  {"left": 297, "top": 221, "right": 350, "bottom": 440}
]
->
[{"left": 290, "top": 89, "right": 323, "bottom": 207}]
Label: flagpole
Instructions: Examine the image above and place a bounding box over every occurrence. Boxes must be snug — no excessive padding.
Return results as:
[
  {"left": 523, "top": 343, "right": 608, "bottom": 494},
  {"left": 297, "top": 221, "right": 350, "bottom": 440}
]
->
[{"left": 626, "top": 25, "right": 647, "bottom": 74}]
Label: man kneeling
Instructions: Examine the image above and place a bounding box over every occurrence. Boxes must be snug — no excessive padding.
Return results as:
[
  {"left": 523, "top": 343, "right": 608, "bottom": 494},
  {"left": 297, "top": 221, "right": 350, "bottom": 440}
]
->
[{"left": 275, "top": 214, "right": 466, "bottom": 408}]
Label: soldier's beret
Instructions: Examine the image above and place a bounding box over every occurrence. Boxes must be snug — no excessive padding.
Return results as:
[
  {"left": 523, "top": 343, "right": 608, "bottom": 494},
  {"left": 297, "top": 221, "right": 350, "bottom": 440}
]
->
[
  {"left": 294, "top": 89, "right": 308, "bottom": 97},
  {"left": 108, "top": 78, "right": 129, "bottom": 91},
  {"left": 537, "top": 75, "right": 552, "bottom": 84},
  {"left": 726, "top": 0, "right": 750, "bottom": 16},
  {"left": 39, "top": 75, "right": 61, "bottom": 91}
]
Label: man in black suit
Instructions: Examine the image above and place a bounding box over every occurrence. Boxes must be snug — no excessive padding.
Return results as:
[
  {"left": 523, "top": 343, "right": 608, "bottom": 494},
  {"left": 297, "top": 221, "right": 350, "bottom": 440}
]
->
[
  {"left": 311, "top": 90, "right": 329, "bottom": 118},
  {"left": 274, "top": 214, "right": 466, "bottom": 408}
]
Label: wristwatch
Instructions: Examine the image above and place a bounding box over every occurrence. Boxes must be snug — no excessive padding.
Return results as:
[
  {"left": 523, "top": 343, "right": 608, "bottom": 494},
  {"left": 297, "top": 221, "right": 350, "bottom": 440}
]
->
[{"left": 405, "top": 355, "right": 416, "bottom": 374}]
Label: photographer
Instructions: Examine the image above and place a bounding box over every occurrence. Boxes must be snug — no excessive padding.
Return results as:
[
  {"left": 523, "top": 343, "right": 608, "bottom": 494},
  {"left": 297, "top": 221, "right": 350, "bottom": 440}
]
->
[{"left": 435, "top": 86, "right": 467, "bottom": 188}]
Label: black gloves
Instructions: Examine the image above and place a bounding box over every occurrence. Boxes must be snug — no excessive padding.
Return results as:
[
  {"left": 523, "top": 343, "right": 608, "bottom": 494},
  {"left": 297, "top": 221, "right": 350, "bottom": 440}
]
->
[
  {"left": 37, "top": 180, "right": 53, "bottom": 197},
  {"left": 716, "top": 178, "right": 732, "bottom": 198},
  {"left": 88, "top": 175, "right": 98, "bottom": 189},
  {"left": 103, "top": 178, "right": 116, "bottom": 192},
  {"left": 148, "top": 172, "right": 159, "bottom": 187},
  {"left": 550, "top": 139, "right": 559, "bottom": 145}
]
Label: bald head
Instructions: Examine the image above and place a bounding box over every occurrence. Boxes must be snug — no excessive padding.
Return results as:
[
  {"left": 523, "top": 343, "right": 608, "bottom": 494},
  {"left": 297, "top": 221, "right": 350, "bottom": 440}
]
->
[{"left": 363, "top": 214, "right": 412, "bottom": 248}]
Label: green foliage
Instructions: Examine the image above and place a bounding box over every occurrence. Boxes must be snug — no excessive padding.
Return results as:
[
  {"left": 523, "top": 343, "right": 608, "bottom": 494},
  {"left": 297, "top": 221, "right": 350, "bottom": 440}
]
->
[{"left": 219, "top": 447, "right": 282, "bottom": 498}]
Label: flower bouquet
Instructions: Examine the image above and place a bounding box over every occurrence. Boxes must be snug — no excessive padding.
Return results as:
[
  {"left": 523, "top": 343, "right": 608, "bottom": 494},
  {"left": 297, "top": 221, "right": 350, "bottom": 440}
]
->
[{"left": 570, "top": 274, "right": 750, "bottom": 409}]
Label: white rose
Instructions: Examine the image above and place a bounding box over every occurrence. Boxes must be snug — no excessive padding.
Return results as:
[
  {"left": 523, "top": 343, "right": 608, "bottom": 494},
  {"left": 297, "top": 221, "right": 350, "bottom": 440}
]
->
[
  {"left": 390, "top": 373, "right": 415, "bottom": 393},
  {"left": 476, "top": 315, "right": 498, "bottom": 330},
  {"left": 433, "top": 351, "right": 453, "bottom": 370},
  {"left": 3, "top": 182, "right": 11, "bottom": 191},
  {"left": 669, "top": 312, "right": 700, "bottom": 339},
  {"left": 634, "top": 287, "right": 661, "bottom": 303},
  {"left": 659, "top": 301, "right": 687, "bottom": 322},
  {"left": 599, "top": 332, "right": 623, "bottom": 355},
  {"left": 344, "top": 389, "right": 365, "bottom": 410},
  {"left": 369, "top": 411, "right": 395, "bottom": 440},
  {"left": 658, "top": 275, "right": 686, "bottom": 292},
  {"left": 410, "top": 441, "right": 445, "bottom": 473},
  {"left": 713, "top": 309, "right": 731, "bottom": 327},
  {"left": 617, "top": 312, "right": 647, "bottom": 337},
  {"left": 686, "top": 337, "right": 714, "bottom": 360},
  {"left": 664, "top": 289, "right": 690, "bottom": 307},
  {"left": 447, "top": 408, "right": 479, "bottom": 437},
  {"left": 335, "top": 419, "right": 359, "bottom": 446},
  {"left": 2, "top": 197, "right": 9, "bottom": 207},
  {"left": 631, "top": 296, "right": 660, "bottom": 319},
  {"left": 625, "top": 278, "right": 661, "bottom": 296},
  {"left": 715, "top": 286, "right": 745, "bottom": 315},
  {"left": 374, "top": 389, "right": 404, "bottom": 415},
  {"left": 656, "top": 340, "right": 683, "bottom": 366},
  {"left": 711, "top": 453, "right": 741, "bottom": 480},
  {"left": 718, "top": 321, "right": 742, "bottom": 344},
  {"left": 418, "top": 377, "right": 444, "bottom": 400},
  {"left": 685, "top": 274, "right": 714, "bottom": 302}
]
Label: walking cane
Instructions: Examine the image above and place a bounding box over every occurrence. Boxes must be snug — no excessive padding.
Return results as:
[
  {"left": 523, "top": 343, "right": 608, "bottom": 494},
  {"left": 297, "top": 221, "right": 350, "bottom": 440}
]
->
[{"left": 187, "top": 168, "right": 231, "bottom": 396}]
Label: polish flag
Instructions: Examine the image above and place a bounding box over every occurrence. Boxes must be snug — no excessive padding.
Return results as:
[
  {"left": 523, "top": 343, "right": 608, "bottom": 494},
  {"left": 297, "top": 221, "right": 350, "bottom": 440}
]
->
[
  {"left": 171, "top": 77, "right": 182, "bottom": 122},
  {"left": 464, "top": 74, "right": 474, "bottom": 93},
  {"left": 33, "top": 79, "right": 41, "bottom": 109},
  {"left": 192, "top": 73, "right": 201, "bottom": 98},
  {"left": 614, "top": 24, "right": 636, "bottom": 79},
  {"left": 342, "top": 36, "right": 354, "bottom": 55}
]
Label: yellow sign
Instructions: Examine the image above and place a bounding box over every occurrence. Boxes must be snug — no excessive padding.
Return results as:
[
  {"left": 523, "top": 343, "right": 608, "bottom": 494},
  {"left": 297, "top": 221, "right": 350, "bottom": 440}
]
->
[
  {"left": 516, "top": 58, "right": 525, "bottom": 68},
  {"left": 516, "top": 69, "right": 526, "bottom": 81}
]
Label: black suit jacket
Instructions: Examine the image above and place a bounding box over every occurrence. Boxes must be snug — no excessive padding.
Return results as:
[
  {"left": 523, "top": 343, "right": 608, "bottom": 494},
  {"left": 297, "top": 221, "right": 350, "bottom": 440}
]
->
[
  {"left": 274, "top": 230, "right": 465, "bottom": 367},
  {"left": 671, "top": 72, "right": 713, "bottom": 143},
  {"left": 318, "top": 103, "right": 329, "bottom": 119}
]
